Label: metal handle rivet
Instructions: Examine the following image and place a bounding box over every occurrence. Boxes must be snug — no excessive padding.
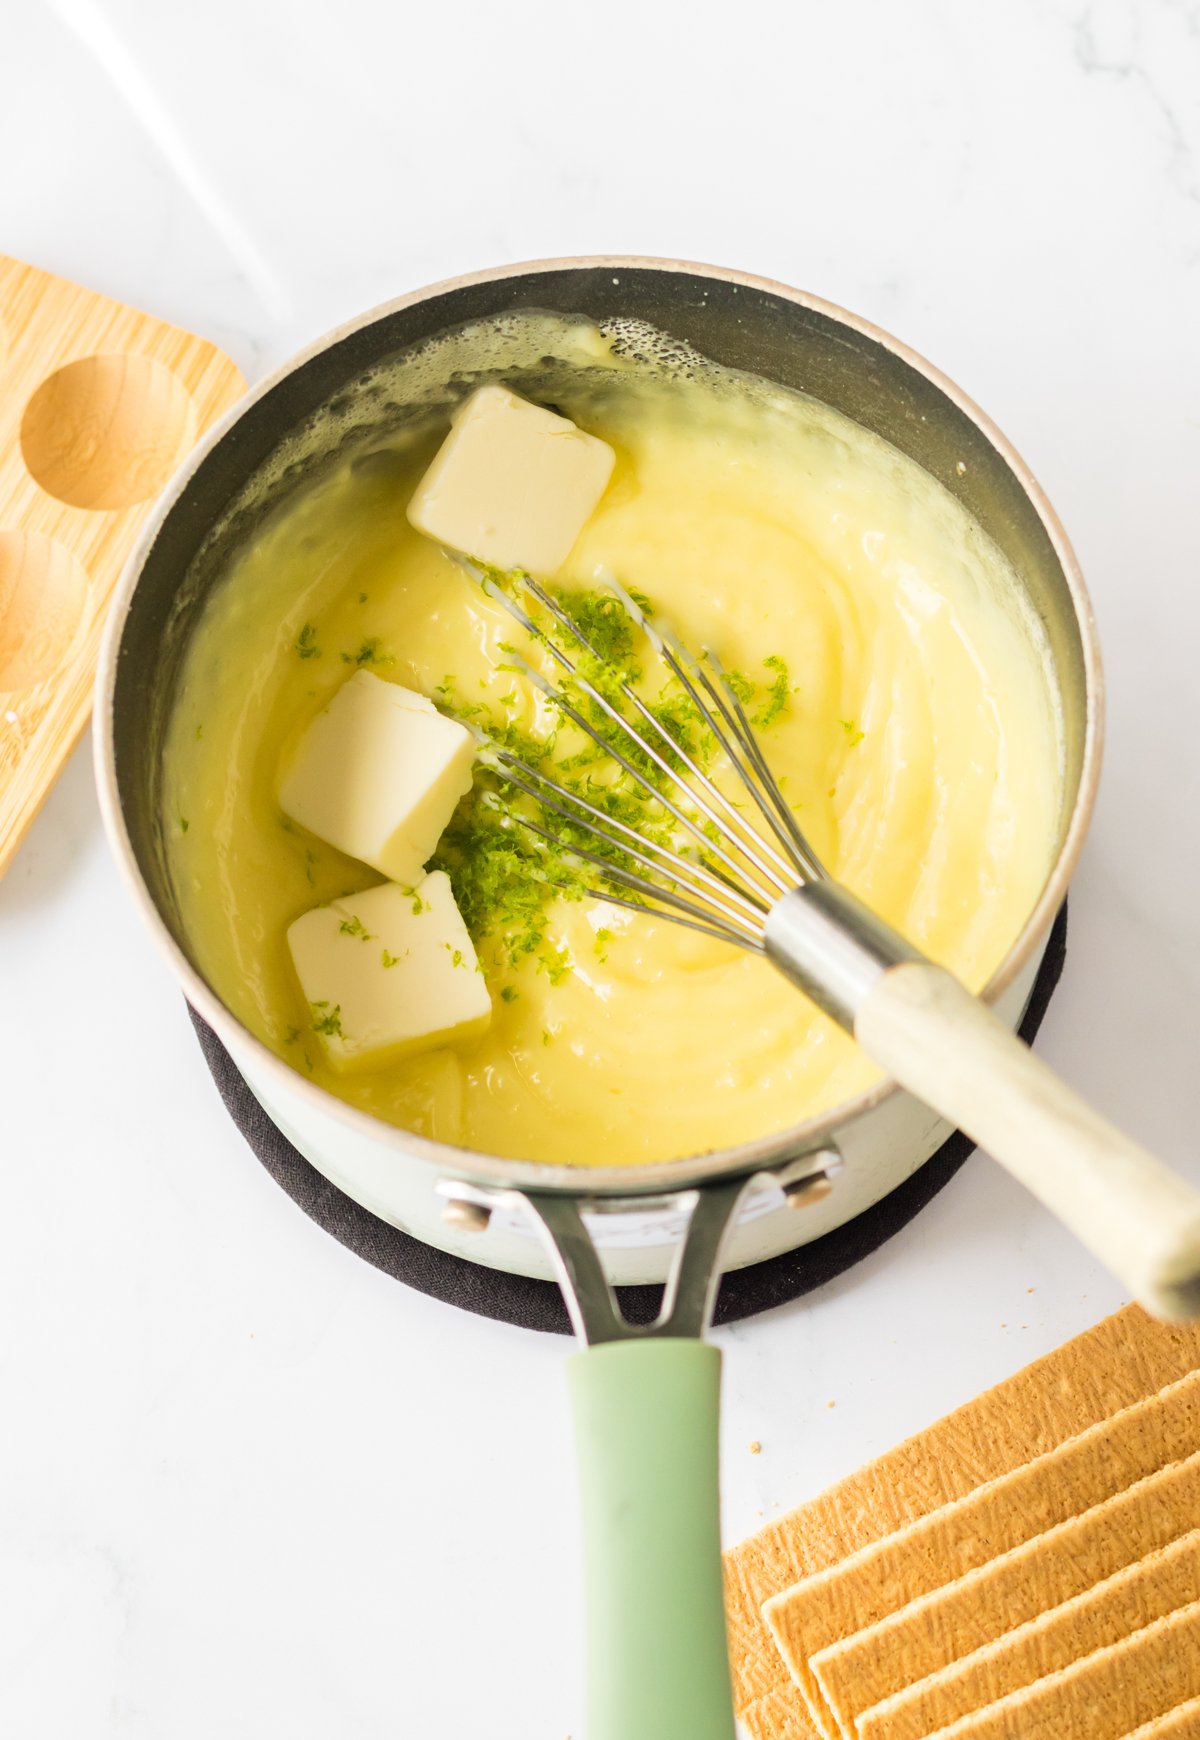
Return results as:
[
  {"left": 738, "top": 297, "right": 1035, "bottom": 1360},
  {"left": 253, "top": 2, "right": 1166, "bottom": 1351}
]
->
[
  {"left": 441, "top": 1198, "right": 493, "bottom": 1233},
  {"left": 783, "top": 1173, "right": 834, "bottom": 1210}
]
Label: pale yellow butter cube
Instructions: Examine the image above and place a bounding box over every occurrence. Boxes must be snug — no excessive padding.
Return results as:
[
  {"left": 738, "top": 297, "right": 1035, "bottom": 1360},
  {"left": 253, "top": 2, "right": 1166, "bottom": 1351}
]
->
[
  {"left": 279, "top": 671, "right": 475, "bottom": 884},
  {"left": 406, "top": 384, "right": 615, "bottom": 574},
  {"left": 287, "top": 872, "right": 491, "bottom": 1072}
]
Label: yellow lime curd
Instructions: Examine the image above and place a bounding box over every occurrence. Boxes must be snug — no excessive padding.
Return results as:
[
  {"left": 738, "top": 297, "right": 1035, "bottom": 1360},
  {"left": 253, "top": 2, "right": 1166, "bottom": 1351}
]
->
[{"left": 163, "top": 317, "right": 1063, "bottom": 1165}]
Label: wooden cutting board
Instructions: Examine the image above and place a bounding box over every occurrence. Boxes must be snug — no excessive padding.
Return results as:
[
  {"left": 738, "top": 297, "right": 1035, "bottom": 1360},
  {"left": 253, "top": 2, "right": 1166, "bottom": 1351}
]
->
[{"left": 0, "top": 254, "right": 245, "bottom": 876}]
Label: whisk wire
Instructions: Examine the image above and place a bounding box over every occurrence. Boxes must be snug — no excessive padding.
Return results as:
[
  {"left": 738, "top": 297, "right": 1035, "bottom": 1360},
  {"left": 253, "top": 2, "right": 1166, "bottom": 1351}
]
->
[
  {"left": 558, "top": 882, "right": 767, "bottom": 951},
  {"left": 484, "top": 618, "right": 789, "bottom": 907},
  {"left": 601, "top": 576, "right": 825, "bottom": 883},
  {"left": 484, "top": 817, "right": 761, "bottom": 948},
  {"left": 479, "top": 828, "right": 751, "bottom": 953},
  {"left": 514, "top": 572, "right": 802, "bottom": 893},
  {"left": 696, "top": 649, "right": 826, "bottom": 882},
  {"left": 512, "top": 811, "right": 766, "bottom": 948},
  {"left": 481, "top": 761, "right": 768, "bottom": 927},
  {"left": 460, "top": 561, "right": 832, "bottom": 951}
]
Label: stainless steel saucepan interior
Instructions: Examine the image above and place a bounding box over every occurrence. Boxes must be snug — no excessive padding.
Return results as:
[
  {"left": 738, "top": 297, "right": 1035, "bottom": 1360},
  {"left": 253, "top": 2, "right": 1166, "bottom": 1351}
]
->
[{"left": 97, "top": 259, "right": 1105, "bottom": 1740}]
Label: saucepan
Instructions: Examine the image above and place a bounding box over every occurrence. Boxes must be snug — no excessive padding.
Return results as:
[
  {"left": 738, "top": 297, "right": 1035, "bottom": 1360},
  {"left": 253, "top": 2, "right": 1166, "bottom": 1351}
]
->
[{"left": 96, "top": 259, "right": 1102, "bottom": 1739}]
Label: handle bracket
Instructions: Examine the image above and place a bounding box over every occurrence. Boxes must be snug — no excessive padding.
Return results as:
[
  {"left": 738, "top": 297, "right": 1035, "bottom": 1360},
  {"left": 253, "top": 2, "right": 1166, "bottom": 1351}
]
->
[
  {"left": 435, "top": 1148, "right": 841, "bottom": 1342},
  {"left": 526, "top": 1182, "right": 748, "bottom": 1344}
]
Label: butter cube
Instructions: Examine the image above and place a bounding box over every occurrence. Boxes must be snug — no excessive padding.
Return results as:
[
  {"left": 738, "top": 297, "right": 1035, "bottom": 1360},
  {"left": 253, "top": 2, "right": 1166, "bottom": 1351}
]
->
[
  {"left": 287, "top": 872, "right": 491, "bottom": 1072},
  {"left": 407, "top": 384, "right": 615, "bottom": 574},
  {"left": 279, "top": 671, "right": 475, "bottom": 884}
]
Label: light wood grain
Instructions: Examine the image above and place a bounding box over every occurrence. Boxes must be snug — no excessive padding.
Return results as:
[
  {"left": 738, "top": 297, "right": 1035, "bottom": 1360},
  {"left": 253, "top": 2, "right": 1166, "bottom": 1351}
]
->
[
  {"left": 856, "top": 960, "right": 1200, "bottom": 1320},
  {"left": 0, "top": 254, "right": 245, "bottom": 876}
]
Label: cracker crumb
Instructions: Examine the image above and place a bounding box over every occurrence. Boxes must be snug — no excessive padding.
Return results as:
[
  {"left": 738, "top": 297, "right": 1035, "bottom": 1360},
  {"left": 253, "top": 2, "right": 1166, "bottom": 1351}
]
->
[
  {"left": 749, "top": 1440, "right": 762, "bottom": 1455},
  {"left": 826, "top": 1401, "right": 836, "bottom": 1410}
]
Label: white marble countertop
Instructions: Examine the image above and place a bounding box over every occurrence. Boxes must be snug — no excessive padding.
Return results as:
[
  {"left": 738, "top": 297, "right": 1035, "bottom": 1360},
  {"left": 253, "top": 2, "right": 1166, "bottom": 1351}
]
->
[{"left": 3, "top": 2, "right": 1200, "bottom": 1735}]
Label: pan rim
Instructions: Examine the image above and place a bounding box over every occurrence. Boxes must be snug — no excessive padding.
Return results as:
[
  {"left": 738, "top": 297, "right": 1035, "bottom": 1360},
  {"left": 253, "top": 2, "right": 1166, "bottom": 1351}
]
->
[{"left": 94, "top": 253, "right": 1104, "bottom": 1199}]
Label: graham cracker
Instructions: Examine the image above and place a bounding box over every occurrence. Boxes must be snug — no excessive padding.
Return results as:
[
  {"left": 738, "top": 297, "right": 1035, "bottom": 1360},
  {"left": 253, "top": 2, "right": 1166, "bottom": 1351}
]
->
[
  {"left": 763, "top": 1369, "right": 1200, "bottom": 1740},
  {"left": 1123, "top": 1693, "right": 1200, "bottom": 1738},
  {"left": 813, "top": 1450, "right": 1200, "bottom": 1736},
  {"left": 724, "top": 1308, "right": 1200, "bottom": 1739},
  {"left": 740, "top": 1688, "right": 815, "bottom": 1740},
  {"left": 921, "top": 1597, "right": 1200, "bottom": 1739},
  {"left": 858, "top": 1528, "right": 1200, "bottom": 1740}
]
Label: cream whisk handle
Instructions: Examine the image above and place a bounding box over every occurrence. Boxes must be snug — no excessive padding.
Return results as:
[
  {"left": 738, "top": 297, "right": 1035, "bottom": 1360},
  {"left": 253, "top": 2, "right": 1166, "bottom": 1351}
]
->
[
  {"left": 764, "top": 885, "right": 1200, "bottom": 1321},
  {"left": 857, "top": 961, "right": 1200, "bottom": 1320}
]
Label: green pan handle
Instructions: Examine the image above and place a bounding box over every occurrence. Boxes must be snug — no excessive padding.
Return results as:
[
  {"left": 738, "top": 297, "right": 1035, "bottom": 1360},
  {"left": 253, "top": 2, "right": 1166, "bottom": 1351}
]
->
[{"left": 568, "top": 1337, "right": 736, "bottom": 1740}]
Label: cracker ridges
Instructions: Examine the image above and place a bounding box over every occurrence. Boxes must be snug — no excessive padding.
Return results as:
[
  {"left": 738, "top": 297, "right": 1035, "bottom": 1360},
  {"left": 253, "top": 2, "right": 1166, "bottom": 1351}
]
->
[
  {"left": 858, "top": 1527, "right": 1200, "bottom": 1740},
  {"left": 726, "top": 1307, "right": 1200, "bottom": 1731},
  {"left": 812, "top": 1450, "right": 1200, "bottom": 1734},
  {"left": 1121, "top": 1692, "right": 1200, "bottom": 1738},
  {"left": 766, "top": 1370, "right": 1200, "bottom": 1735},
  {"left": 920, "top": 1598, "right": 1200, "bottom": 1740}
]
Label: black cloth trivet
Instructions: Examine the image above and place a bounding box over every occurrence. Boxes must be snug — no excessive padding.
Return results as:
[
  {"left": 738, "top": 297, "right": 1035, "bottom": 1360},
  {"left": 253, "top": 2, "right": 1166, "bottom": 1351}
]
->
[{"left": 189, "top": 902, "right": 1067, "bottom": 1334}]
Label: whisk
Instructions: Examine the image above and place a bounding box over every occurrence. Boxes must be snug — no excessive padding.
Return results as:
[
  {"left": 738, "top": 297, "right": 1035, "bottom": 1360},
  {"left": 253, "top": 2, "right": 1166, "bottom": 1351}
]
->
[{"left": 470, "top": 563, "right": 1200, "bottom": 1321}]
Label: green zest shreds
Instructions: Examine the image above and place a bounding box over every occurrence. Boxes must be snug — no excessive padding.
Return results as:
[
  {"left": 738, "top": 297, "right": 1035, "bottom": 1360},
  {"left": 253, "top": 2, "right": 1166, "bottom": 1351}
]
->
[
  {"left": 341, "top": 637, "right": 394, "bottom": 668},
  {"left": 296, "top": 622, "right": 321, "bottom": 659},
  {"left": 553, "top": 588, "right": 642, "bottom": 667},
  {"left": 338, "top": 914, "right": 374, "bottom": 941},
  {"left": 429, "top": 570, "right": 800, "bottom": 980},
  {"left": 754, "top": 655, "right": 793, "bottom": 729},
  {"left": 310, "top": 1001, "right": 344, "bottom": 1037},
  {"left": 432, "top": 806, "right": 583, "bottom": 970},
  {"left": 727, "top": 655, "right": 796, "bottom": 729}
]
